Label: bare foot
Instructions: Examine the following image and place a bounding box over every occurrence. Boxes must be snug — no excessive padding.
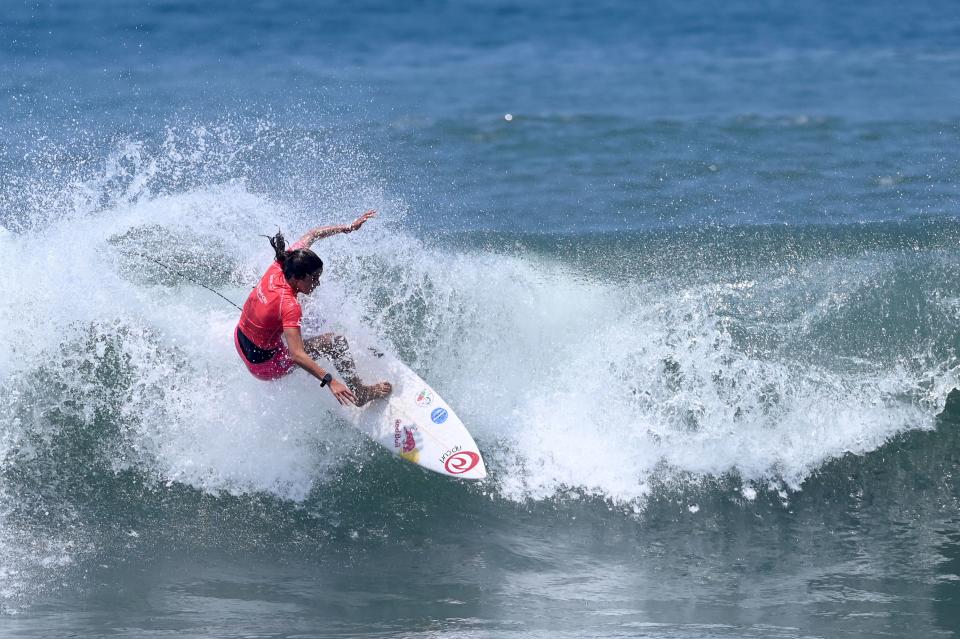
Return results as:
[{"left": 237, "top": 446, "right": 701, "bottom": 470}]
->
[{"left": 354, "top": 381, "right": 393, "bottom": 407}]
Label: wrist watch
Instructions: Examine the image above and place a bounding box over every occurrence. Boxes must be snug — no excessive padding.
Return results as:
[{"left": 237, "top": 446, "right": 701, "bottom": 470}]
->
[{"left": 320, "top": 372, "right": 333, "bottom": 387}]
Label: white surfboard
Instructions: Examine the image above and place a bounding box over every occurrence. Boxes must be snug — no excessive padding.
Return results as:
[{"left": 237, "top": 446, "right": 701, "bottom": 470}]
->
[{"left": 325, "top": 346, "right": 486, "bottom": 480}]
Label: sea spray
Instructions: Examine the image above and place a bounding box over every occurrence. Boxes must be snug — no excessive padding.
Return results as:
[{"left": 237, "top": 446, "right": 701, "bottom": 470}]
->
[
  {"left": 1, "top": 128, "right": 958, "bottom": 612},
  {"left": 4, "top": 130, "right": 957, "bottom": 504}
]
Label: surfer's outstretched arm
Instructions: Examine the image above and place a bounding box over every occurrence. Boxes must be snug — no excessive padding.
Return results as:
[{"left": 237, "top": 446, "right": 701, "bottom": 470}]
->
[
  {"left": 295, "top": 210, "right": 377, "bottom": 249},
  {"left": 283, "top": 327, "right": 357, "bottom": 406}
]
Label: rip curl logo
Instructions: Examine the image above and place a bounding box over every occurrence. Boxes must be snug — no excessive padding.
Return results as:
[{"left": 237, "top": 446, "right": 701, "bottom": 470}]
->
[
  {"left": 443, "top": 450, "right": 480, "bottom": 475},
  {"left": 415, "top": 389, "right": 433, "bottom": 407},
  {"left": 393, "top": 420, "right": 421, "bottom": 463}
]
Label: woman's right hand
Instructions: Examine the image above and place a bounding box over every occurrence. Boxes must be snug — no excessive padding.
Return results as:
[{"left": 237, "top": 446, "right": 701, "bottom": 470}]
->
[
  {"left": 345, "top": 210, "right": 376, "bottom": 233},
  {"left": 328, "top": 378, "right": 357, "bottom": 406}
]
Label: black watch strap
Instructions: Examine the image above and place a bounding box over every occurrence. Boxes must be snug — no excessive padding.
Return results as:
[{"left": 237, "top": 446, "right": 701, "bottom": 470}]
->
[{"left": 320, "top": 373, "right": 333, "bottom": 387}]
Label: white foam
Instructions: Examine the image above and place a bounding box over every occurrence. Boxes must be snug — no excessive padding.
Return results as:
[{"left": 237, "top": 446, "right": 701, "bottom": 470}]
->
[
  {"left": 0, "top": 131, "right": 955, "bottom": 610},
  {"left": 4, "top": 177, "right": 950, "bottom": 507},
  {"left": 301, "top": 225, "right": 952, "bottom": 505}
]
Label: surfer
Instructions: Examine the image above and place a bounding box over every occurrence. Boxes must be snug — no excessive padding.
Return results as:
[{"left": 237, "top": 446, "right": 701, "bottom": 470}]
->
[{"left": 234, "top": 210, "right": 392, "bottom": 407}]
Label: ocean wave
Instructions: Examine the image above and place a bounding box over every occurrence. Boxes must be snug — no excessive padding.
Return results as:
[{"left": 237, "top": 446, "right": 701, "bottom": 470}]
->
[{"left": 1, "top": 129, "right": 958, "bottom": 610}]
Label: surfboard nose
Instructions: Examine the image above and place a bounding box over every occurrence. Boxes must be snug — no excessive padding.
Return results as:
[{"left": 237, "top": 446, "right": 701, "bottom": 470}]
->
[
  {"left": 457, "top": 455, "right": 487, "bottom": 480},
  {"left": 467, "top": 464, "right": 487, "bottom": 480}
]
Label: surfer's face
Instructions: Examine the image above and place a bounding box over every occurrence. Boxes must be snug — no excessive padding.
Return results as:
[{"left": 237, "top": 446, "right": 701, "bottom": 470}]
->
[{"left": 293, "top": 269, "right": 322, "bottom": 294}]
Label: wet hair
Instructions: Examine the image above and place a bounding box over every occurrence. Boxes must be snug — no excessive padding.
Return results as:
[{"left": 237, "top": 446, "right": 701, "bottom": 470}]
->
[{"left": 267, "top": 230, "right": 324, "bottom": 281}]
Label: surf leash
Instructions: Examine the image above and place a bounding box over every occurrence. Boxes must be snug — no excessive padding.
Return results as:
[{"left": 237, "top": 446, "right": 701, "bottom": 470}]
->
[{"left": 119, "top": 250, "right": 243, "bottom": 312}]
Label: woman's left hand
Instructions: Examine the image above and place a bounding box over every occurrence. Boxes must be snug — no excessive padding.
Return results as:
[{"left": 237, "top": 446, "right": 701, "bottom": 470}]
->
[{"left": 346, "top": 210, "right": 377, "bottom": 233}]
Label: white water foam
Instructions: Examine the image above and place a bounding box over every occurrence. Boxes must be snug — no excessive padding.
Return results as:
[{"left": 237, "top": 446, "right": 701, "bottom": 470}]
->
[
  {"left": 1, "top": 131, "right": 956, "bottom": 605},
  {"left": 3, "top": 135, "right": 954, "bottom": 502},
  {"left": 353, "top": 244, "right": 945, "bottom": 502}
]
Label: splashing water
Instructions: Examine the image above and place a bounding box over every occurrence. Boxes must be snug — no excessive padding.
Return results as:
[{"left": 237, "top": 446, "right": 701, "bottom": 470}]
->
[{"left": 1, "top": 124, "right": 957, "bottom": 610}]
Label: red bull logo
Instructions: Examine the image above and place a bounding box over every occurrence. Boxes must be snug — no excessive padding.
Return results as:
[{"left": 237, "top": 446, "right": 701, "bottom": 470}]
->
[
  {"left": 401, "top": 427, "right": 417, "bottom": 453},
  {"left": 393, "top": 420, "right": 421, "bottom": 463}
]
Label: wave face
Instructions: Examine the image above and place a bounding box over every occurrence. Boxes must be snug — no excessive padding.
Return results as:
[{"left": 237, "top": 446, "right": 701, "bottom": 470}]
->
[{"left": 1, "top": 127, "right": 958, "bottom": 617}]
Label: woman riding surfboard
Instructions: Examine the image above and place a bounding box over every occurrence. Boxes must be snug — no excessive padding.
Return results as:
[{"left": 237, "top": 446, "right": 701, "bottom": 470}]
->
[{"left": 234, "top": 210, "right": 392, "bottom": 406}]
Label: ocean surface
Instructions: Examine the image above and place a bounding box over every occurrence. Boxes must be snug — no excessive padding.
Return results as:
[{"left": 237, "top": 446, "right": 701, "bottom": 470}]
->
[{"left": 3, "top": 1, "right": 960, "bottom": 637}]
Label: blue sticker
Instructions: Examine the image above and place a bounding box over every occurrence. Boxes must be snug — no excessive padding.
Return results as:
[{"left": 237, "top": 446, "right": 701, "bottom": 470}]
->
[{"left": 431, "top": 408, "right": 449, "bottom": 424}]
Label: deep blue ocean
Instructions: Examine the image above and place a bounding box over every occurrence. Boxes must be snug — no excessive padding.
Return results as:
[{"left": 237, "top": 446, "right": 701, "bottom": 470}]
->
[{"left": 3, "top": 1, "right": 960, "bottom": 637}]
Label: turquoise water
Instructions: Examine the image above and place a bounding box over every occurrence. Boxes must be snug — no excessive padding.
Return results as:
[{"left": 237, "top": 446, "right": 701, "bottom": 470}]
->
[{"left": 2, "top": 1, "right": 960, "bottom": 637}]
